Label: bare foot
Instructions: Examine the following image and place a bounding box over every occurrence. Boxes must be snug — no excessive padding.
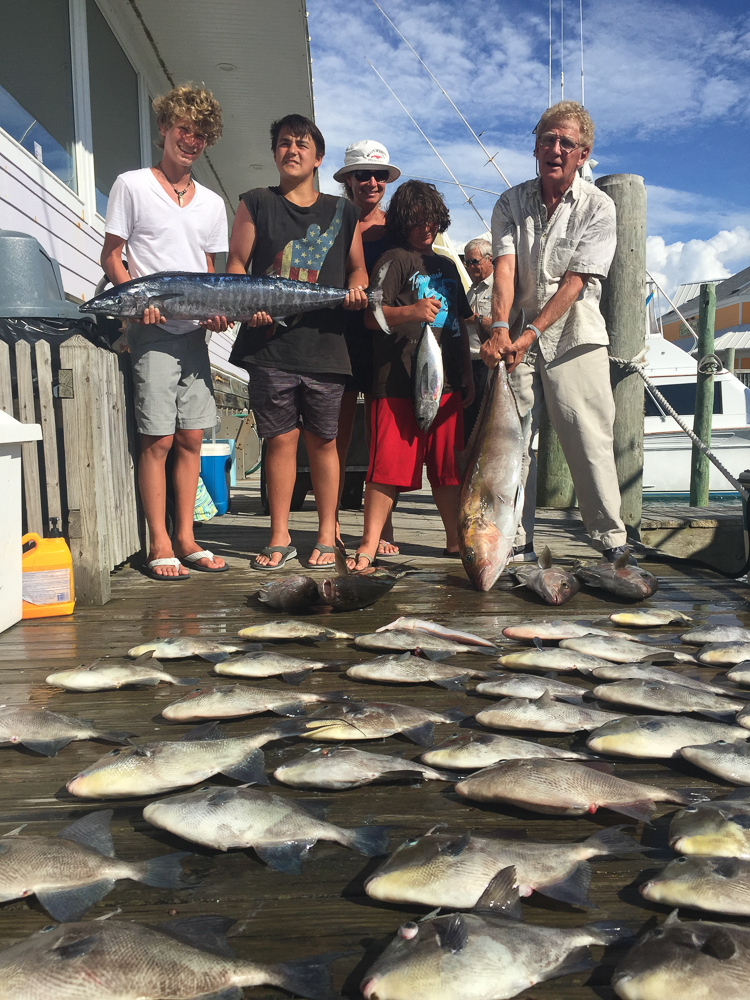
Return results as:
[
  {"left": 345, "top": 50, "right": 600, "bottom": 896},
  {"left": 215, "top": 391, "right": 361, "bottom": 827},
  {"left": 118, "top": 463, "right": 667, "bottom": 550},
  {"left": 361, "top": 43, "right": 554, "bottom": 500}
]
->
[
  {"left": 345, "top": 551, "right": 375, "bottom": 572},
  {"left": 307, "top": 543, "right": 336, "bottom": 567},
  {"left": 377, "top": 538, "right": 400, "bottom": 556},
  {"left": 254, "top": 536, "right": 292, "bottom": 567},
  {"left": 174, "top": 543, "right": 226, "bottom": 570}
]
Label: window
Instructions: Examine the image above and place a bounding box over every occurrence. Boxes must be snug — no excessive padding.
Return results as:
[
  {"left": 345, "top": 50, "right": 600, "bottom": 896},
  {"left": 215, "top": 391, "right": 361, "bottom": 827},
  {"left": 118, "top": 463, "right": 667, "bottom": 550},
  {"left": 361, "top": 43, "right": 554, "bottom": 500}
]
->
[
  {"left": 86, "top": 0, "right": 140, "bottom": 216},
  {"left": 645, "top": 382, "right": 722, "bottom": 417},
  {"left": 0, "top": 0, "right": 77, "bottom": 191}
]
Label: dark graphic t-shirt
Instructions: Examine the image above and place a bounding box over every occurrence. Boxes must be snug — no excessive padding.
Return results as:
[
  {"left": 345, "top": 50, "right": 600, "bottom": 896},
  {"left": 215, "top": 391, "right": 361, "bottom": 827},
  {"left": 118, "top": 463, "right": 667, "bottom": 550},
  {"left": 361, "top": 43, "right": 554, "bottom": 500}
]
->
[
  {"left": 371, "top": 246, "right": 471, "bottom": 398},
  {"left": 230, "top": 187, "right": 359, "bottom": 375}
]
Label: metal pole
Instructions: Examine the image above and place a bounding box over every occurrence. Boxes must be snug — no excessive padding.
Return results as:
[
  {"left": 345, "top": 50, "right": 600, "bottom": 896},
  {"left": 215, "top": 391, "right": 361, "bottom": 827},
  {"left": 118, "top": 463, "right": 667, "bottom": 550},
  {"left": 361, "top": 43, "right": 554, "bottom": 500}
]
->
[
  {"left": 595, "top": 173, "right": 647, "bottom": 540},
  {"left": 689, "top": 282, "right": 716, "bottom": 507}
]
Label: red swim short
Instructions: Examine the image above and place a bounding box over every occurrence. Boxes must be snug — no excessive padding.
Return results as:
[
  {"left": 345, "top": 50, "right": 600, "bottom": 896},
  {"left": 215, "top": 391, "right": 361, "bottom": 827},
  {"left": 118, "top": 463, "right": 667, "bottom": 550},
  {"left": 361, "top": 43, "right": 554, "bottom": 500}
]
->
[{"left": 367, "top": 392, "right": 464, "bottom": 491}]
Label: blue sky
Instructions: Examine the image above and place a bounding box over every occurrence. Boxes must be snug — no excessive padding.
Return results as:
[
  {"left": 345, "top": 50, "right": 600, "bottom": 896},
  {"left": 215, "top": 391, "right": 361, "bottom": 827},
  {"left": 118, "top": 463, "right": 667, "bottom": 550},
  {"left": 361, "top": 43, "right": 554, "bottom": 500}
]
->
[{"left": 307, "top": 0, "right": 750, "bottom": 295}]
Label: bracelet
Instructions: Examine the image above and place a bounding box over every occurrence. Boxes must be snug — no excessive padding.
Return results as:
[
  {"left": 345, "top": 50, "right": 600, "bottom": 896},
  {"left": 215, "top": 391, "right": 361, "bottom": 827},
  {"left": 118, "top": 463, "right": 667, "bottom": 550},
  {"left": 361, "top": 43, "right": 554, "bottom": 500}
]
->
[
  {"left": 490, "top": 321, "right": 509, "bottom": 330},
  {"left": 525, "top": 323, "right": 542, "bottom": 340}
]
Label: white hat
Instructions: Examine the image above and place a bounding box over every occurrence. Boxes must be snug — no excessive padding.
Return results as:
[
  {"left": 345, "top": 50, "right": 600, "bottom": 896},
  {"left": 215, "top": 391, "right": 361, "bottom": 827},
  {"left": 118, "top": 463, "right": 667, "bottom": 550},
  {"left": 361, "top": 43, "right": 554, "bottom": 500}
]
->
[{"left": 333, "top": 140, "right": 401, "bottom": 183}]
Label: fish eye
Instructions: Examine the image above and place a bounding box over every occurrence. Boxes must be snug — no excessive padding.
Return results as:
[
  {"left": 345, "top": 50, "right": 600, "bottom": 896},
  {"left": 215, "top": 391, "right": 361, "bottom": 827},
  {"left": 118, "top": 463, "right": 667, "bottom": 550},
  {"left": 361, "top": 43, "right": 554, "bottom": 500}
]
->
[
  {"left": 404, "top": 837, "right": 420, "bottom": 847},
  {"left": 684, "top": 806, "right": 698, "bottom": 814},
  {"left": 717, "top": 740, "right": 728, "bottom": 746},
  {"left": 41, "top": 925, "right": 55, "bottom": 933},
  {"left": 398, "top": 922, "right": 418, "bottom": 940},
  {"left": 464, "top": 549, "right": 475, "bottom": 564},
  {"left": 675, "top": 857, "right": 688, "bottom": 864}
]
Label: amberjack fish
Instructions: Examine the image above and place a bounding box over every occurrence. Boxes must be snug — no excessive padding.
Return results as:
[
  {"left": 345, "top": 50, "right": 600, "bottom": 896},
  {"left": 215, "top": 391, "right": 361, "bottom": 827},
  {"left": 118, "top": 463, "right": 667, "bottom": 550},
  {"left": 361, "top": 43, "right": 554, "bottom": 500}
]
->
[
  {"left": 81, "top": 270, "right": 392, "bottom": 333},
  {"left": 413, "top": 323, "right": 444, "bottom": 431},
  {"left": 458, "top": 349, "right": 529, "bottom": 592}
]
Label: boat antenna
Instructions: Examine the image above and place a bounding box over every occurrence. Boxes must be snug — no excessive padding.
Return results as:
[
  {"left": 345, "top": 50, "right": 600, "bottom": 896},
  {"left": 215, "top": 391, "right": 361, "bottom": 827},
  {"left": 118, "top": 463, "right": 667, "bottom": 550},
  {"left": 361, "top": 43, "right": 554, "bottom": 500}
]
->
[
  {"left": 371, "top": 0, "right": 511, "bottom": 189},
  {"left": 548, "top": 0, "right": 553, "bottom": 107},
  {"left": 366, "top": 59, "right": 490, "bottom": 230},
  {"left": 579, "top": 0, "right": 585, "bottom": 105},
  {"left": 560, "top": 0, "right": 565, "bottom": 101}
]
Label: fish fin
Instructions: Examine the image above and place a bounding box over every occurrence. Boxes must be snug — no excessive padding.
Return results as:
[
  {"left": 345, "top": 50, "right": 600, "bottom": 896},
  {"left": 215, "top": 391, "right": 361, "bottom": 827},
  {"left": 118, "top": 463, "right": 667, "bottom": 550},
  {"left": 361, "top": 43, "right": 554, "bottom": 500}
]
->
[
  {"left": 264, "top": 718, "right": 321, "bottom": 740},
  {"left": 3, "top": 824, "right": 26, "bottom": 837},
  {"left": 612, "top": 799, "right": 655, "bottom": 823},
  {"left": 702, "top": 929, "right": 738, "bottom": 961},
  {"left": 536, "top": 690, "right": 552, "bottom": 709},
  {"left": 221, "top": 748, "right": 268, "bottom": 785},
  {"left": 21, "top": 738, "right": 72, "bottom": 756},
  {"left": 433, "top": 675, "right": 471, "bottom": 691},
  {"left": 159, "top": 915, "right": 236, "bottom": 957},
  {"left": 440, "top": 832, "right": 471, "bottom": 857},
  {"left": 347, "top": 825, "right": 390, "bottom": 856},
  {"left": 173, "top": 676, "right": 202, "bottom": 686},
  {"left": 673, "top": 787, "right": 712, "bottom": 805},
  {"left": 268, "top": 952, "right": 347, "bottom": 1000},
  {"left": 584, "top": 824, "right": 642, "bottom": 856},
  {"left": 37, "top": 879, "right": 116, "bottom": 922},
  {"left": 369, "top": 266, "right": 393, "bottom": 335},
  {"left": 194, "top": 989, "right": 244, "bottom": 1000},
  {"left": 420, "top": 648, "right": 457, "bottom": 662},
  {"left": 180, "top": 721, "right": 226, "bottom": 742},
  {"left": 281, "top": 669, "right": 314, "bottom": 685},
  {"left": 133, "top": 651, "right": 155, "bottom": 664},
  {"left": 376, "top": 768, "right": 429, "bottom": 783},
  {"left": 254, "top": 839, "right": 315, "bottom": 873},
  {"left": 58, "top": 809, "right": 115, "bottom": 857},
  {"left": 434, "top": 913, "right": 469, "bottom": 953},
  {"left": 334, "top": 547, "right": 350, "bottom": 577},
  {"left": 532, "top": 637, "right": 544, "bottom": 650},
  {"left": 133, "top": 677, "right": 161, "bottom": 687},
  {"left": 538, "top": 862, "right": 594, "bottom": 908},
  {"left": 441, "top": 707, "right": 471, "bottom": 723},
  {"left": 699, "top": 710, "right": 737, "bottom": 723},
  {"left": 548, "top": 945, "right": 595, "bottom": 979},
  {"left": 712, "top": 858, "right": 742, "bottom": 879},
  {"left": 296, "top": 799, "right": 329, "bottom": 821},
  {"left": 200, "top": 652, "right": 232, "bottom": 663},
  {"left": 614, "top": 548, "right": 631, "bottom": 569},
  {"left": 52, "top": 933, "right": 100, "bottom": 960},
  {"left": 475, "top": 865, "right": 522, "bottom": 917},
  {"left": 538, "top": 546, "right": 552, "bottom": 569},
  {"left": 97, "top": 730, "right": 135, "bottom": 744},
  {"left": 717, "top": 787, "right": 750, "bottom": 801},
  {"left": 556, "top": 692, "right": 586, "bottom": 705},
  {"left": 139, "top": 851, "right": 191, "bottom": 888},
  {"left": 402, "top": 721, "right": 436, "bottom": 746}
]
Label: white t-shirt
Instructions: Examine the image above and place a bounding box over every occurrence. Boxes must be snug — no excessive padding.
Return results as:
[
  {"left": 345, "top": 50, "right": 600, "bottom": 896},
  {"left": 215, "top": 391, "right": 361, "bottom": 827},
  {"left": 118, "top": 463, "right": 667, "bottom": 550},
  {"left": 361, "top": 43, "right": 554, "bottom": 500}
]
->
[{"left": 105, "top": 168, "right": 229, "bottom": 334}]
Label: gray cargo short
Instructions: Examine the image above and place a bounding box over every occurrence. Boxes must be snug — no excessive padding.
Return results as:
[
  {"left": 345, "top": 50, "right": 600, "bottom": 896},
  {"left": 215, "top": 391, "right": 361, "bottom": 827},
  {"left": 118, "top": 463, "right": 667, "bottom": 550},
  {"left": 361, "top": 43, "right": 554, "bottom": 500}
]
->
[
  {"left": 127, "top": 323, "right": 217, "bottom": 437},
  {"left": 246, "top": 364, "right": 346, "bottom": 440}
]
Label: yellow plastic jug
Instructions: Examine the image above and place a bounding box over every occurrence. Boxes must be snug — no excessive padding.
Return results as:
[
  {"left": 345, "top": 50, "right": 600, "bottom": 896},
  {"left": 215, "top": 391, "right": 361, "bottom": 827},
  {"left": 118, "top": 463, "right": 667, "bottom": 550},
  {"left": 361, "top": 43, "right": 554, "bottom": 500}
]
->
[{"left": 21, "top": 519, "right": 75, "bottom": 619}]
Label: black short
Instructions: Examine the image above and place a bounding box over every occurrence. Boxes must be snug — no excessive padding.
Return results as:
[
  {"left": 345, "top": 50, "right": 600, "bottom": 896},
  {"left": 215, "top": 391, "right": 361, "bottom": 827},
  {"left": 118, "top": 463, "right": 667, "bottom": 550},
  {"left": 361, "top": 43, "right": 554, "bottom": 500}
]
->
[{"left": 344, "top": 319, "right": 374, "bottom": 395}]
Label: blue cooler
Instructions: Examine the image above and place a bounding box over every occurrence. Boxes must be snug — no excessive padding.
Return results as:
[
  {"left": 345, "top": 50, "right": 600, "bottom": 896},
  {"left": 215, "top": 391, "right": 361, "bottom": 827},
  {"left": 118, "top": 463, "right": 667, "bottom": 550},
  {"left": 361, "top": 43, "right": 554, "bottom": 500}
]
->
[{"left": 200, "top": 443, "right": 231, "bottom": 515}]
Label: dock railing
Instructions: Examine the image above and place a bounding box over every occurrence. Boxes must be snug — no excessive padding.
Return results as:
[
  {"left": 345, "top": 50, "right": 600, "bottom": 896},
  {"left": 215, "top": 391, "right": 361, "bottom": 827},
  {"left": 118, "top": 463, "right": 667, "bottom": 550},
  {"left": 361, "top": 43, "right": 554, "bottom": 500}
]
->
[{"left": 0, "top": 333, "right": 143, "bottom": 606}]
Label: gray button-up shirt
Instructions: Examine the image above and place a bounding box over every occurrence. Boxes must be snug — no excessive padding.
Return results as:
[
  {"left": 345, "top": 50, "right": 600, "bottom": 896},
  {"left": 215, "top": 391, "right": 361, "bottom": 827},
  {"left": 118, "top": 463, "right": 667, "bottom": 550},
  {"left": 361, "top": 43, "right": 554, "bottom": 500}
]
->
[
  {"left": 491, "top": 174, "right": 617, "bottom": 362},
  {"left": 466, "top": 274, "right": 493, "bottom": 359}
]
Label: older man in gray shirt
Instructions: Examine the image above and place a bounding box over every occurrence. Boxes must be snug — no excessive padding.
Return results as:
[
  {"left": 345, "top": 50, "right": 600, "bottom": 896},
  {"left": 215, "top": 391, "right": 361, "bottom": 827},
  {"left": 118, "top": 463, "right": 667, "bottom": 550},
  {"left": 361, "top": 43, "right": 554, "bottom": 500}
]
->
[
  {"left": 481, "top": 100, "right": 628, "bottom": 564},
  {"left": 463, "top": 237, "right": 493, "bottom": 441}
]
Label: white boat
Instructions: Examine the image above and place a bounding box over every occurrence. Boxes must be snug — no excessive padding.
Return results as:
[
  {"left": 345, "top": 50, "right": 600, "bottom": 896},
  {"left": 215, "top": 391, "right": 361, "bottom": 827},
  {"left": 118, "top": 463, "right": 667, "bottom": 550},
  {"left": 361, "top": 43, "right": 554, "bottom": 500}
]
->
[{"left": 643, "top": 334, "right": 750, "bottom": 498}]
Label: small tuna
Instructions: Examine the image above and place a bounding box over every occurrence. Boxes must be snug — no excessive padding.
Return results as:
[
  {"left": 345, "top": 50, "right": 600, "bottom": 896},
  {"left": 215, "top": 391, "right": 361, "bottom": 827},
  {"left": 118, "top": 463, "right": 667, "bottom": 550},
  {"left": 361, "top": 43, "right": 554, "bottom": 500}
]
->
[
  {"left": 257, "top": 575, "right": 320, "bottom": 613},
  {"left": 574, "top": 550, "right": 658, "bottom": 600},
  {"left": 413, "top": 322, "right": 444, "bottom": 432},
  {"left": 510, "top": 547, "right": 579, "bottom": 605}
]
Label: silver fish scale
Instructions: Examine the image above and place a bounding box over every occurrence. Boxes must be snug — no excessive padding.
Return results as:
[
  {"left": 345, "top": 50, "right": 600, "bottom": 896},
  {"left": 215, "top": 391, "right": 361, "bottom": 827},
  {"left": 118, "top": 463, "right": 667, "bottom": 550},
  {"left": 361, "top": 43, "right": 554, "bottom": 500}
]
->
[{"left": 82, "top": 271, "right": 378, "bottom": 321}]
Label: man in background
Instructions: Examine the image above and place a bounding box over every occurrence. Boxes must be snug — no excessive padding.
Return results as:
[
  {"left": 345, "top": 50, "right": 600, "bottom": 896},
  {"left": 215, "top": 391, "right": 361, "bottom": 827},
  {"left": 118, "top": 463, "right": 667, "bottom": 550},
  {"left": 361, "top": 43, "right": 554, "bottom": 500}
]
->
[{"left": 463, "top": 237, "right": 493, "bottom": 441}]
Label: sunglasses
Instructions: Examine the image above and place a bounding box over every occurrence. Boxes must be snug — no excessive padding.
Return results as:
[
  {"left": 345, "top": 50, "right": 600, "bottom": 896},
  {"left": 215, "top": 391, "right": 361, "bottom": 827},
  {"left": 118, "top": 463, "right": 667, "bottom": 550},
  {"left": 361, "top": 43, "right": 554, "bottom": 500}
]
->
[
  {"left": 537, "top": 131, "right": 581, "bottom": 153},
  {"left": 465, "top": 256, "right": 489, "bottom": 266},
  {"left": 352, "top": 169, "right": 390, "bottom": 182}
]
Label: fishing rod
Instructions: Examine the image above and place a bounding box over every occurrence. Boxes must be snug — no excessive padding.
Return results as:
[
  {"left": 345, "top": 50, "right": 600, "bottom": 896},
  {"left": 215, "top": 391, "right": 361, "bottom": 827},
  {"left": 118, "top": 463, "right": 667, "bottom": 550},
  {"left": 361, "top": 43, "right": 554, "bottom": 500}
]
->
[
  {"left": 366, "top": 59, "right": 490, "bottom": 231},
  {"left": 371, "top": 0, "right": 511, "bottom": 189},
  {"left": 406, "top": 174, "right": 504, "bottom": 198}
]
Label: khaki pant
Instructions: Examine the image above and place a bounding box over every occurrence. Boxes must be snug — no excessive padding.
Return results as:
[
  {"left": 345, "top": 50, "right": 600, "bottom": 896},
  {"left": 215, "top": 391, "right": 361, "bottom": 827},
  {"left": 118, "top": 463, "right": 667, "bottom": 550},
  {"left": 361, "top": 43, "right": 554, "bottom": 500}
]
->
[{"left": 509, "top": 343, "right": 626, "bottom": 552}]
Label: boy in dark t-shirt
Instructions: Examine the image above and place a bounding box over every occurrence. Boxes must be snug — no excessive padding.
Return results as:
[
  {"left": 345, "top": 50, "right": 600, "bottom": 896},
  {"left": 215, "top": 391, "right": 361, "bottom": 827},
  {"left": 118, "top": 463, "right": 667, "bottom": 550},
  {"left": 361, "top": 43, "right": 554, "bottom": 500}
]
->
[
  {"left": 227, "top": 114, "right": 368, "bottom": 569},
  {"left": 347, "top": 180, "right": 474, "bottom": 571}
]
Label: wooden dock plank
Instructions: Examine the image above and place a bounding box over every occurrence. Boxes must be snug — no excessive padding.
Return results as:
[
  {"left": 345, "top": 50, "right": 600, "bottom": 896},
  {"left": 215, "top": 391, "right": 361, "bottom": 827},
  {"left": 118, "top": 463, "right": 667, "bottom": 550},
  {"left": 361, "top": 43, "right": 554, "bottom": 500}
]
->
[
  {"left": 0, "top": 482, "right": 748, "bottom": 998},
  {"left": 14, "top": 339, "right": 43, "bottom": 536}
]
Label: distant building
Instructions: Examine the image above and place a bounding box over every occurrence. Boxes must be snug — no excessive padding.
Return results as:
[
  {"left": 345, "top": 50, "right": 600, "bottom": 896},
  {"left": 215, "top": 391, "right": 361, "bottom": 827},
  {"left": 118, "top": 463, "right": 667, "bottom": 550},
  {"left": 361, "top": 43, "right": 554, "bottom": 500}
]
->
[{"left": 659, "top": 265, "right": 750, "bottom": 373}]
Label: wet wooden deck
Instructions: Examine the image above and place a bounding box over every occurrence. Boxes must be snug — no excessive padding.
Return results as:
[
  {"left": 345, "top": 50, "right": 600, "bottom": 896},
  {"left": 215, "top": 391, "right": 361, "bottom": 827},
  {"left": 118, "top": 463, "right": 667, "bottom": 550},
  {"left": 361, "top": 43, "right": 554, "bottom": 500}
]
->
[{"left": 1, "top": 477, "right": 749, "bottom": 998}]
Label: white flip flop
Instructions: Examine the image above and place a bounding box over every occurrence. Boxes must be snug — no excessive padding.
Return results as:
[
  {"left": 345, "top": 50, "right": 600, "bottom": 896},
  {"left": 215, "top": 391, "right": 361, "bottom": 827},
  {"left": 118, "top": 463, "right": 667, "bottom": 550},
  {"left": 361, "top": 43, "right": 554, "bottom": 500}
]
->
[
  {"left": 179, "top": 549, "right": 229, "bottom": 573},
  {"left": 146, "top": 557, "right": 190, "bottom": 581}
]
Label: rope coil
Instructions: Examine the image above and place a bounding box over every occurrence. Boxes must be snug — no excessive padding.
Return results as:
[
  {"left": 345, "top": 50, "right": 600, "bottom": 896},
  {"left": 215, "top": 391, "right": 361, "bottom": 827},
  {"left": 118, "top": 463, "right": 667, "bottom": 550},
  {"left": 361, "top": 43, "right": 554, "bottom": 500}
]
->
[{"left": 609, "top": 352, "right": 750, "bottom": 501}]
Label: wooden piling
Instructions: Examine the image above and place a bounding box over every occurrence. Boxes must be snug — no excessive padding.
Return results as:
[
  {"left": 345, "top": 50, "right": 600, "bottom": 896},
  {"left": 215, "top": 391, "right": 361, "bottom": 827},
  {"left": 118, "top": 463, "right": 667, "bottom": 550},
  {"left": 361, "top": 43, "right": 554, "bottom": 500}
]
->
[
  {"left": 690, "top": 282, "right": 716, "bottom": 507},
  {"left": 536, "top": 404, "right": 576, "bottom": 507},
  {"left": 59, "top": 334, "right": 111, "bottom": 605},
  {"left": 14, "top": 340, "right": 43, "bottom": 536},
  {"left": 595, "top": 173, "right": 647, "bottom": 540}
]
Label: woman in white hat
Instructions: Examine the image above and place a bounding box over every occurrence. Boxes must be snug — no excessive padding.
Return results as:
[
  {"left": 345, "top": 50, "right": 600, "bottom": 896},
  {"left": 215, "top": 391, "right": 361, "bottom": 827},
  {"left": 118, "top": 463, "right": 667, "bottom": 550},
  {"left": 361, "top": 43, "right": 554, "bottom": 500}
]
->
[{"left": 333, "top": 140, "right": 401, "bottom": 556}]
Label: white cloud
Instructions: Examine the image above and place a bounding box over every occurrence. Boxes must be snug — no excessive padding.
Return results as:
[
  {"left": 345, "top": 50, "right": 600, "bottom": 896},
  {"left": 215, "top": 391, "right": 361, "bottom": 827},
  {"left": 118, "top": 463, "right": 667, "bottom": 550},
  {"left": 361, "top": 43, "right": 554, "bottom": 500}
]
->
[{"left": 647, "top": 227, "right": 750, "bottom": 298}]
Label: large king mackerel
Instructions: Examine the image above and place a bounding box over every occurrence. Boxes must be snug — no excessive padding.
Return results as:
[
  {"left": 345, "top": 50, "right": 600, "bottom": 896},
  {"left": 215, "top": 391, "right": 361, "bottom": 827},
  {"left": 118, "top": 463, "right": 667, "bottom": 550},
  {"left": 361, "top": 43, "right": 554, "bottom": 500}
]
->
[
  {"left": 413, "top": 323, "right": 444, "bottom": 431},
  {"left": 458, "top": 347, "right": 528, "bottom": 591},
  {"left": 81, "top": 270, "right": 391, "bottom": 332}
]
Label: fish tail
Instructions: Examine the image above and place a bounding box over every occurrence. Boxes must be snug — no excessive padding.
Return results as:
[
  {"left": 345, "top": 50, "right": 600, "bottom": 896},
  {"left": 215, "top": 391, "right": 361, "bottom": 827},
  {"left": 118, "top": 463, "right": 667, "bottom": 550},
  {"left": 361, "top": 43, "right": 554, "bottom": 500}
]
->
[
  {"left": 345, "top": 824, "right": 390, "bottom": 856},
  {"left": 587, "top": 921, "right": 636, "bottom": 946},
  {"left": 97, "top": 729, "right": 135, "bottom": 744},
  {"left": 258, "top": 951, "right": 348, "bottom": 1000},
  {"left": 368, "top": 287, "right": 392, "bottom": 335},
  {"left": 137, "top": 851, "right": 192, "bottom": 888},
  {"left": 584, "top": 824, "right": 643, "bottom": 856}
]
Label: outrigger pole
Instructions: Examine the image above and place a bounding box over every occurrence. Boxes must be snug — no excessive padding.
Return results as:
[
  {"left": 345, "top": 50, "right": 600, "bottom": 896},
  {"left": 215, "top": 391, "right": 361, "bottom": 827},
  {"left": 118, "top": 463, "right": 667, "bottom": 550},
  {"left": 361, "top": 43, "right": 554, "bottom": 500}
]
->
[
  {"left": 371, "top": 0, "right": 511, "bottom": 190},
  {"left": 366, "top": 59, "right": 490, "bottom": 231}
]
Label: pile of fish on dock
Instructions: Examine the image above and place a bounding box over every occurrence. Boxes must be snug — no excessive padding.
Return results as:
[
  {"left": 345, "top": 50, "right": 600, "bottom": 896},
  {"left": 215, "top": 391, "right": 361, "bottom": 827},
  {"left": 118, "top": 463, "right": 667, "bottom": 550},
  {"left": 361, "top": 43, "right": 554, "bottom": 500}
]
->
[{"left": 6, "top": 610, "right": 750, "bottom": 999}]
